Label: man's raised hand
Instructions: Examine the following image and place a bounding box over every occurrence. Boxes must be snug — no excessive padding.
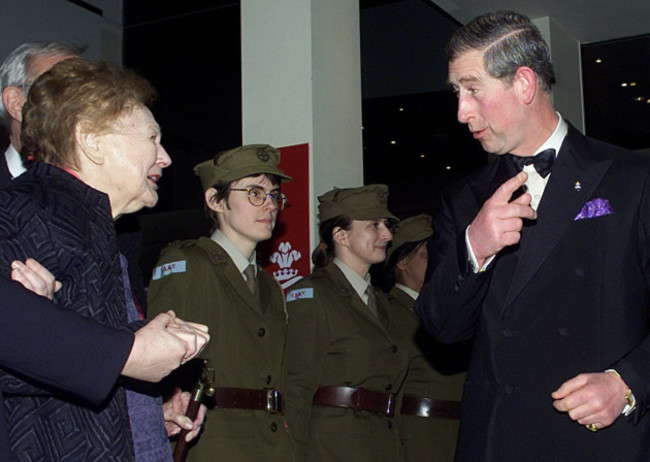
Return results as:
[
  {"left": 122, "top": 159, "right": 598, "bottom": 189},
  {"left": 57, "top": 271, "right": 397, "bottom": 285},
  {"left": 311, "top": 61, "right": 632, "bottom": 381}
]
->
[{"left": 467, "top": 171, "right": 537, "bottom": 266}]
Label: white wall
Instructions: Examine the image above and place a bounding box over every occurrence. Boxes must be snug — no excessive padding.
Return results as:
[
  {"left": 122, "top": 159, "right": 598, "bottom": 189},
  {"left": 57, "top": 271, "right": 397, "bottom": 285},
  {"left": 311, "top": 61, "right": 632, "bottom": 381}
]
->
[
  {"left": 534, "top": 16, "right": 585, "bottom": 133},
  {"left": 241, "top": 0, "right": 364, "bottom": 250},
  {"left": 0, "top": 0, "right": 122, "bottom": 63}
]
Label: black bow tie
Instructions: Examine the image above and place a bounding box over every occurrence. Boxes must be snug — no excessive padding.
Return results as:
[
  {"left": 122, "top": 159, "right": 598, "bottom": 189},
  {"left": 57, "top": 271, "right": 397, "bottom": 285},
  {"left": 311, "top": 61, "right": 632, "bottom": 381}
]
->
[{"left": 505, "top": 148, "right": 556, "bottom": 178}]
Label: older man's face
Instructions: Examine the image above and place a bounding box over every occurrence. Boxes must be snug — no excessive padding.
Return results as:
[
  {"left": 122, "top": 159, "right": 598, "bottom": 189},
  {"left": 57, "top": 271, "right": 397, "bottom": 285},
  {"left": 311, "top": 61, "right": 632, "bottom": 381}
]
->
[
  {"left": 10, "top": 53, "right": 76, "bottom": 129},
  {"left": 448, "top": 49, "right": 528, "bottom": 156}
]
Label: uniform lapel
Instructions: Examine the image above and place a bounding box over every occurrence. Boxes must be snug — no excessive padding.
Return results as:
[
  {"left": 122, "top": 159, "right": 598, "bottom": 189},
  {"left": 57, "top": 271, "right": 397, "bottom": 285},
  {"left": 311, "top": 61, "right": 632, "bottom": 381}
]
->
[
  {"left": 258, "top": 272, "right": 275, "bottom": 315},
  {"left": 211, "top": 246, "right": 264, "bottom": 316},
  {"left": 329, "top": 264, "right": 389, "bottom": 331},
  {"left": 374, "top": 287, "right": 391, "bottom": 329},
  {"left": 352, "top": 288, "right": 385, "bottom": 327},
  {"left": 389, "top": 287, "right": 416, "bottom": 312},
  {"left": 503, "top": 127, "right": 613, "bottom": 308},
  {"left": 198, "top": 238, "right": 265, "bottom": 316}
]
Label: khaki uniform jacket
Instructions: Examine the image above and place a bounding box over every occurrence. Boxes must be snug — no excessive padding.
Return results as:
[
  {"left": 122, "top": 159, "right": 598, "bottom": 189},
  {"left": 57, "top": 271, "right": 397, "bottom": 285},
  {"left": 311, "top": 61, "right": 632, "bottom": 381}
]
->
[
  {"left": 147, "top": 237, "right": 295, "bottom": 462},
  {"left": 387, "top": 287, "right": 467, "bottom": 462},
  {"left": 284, "top": 263, "right": 410, "bottom": 462}
]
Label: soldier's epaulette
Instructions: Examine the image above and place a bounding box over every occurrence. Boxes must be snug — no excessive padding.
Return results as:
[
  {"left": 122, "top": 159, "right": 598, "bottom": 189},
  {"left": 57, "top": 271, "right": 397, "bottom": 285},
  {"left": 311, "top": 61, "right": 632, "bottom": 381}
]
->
[{"left": 167, "top": 239, "right": 199, "bottom": 249}]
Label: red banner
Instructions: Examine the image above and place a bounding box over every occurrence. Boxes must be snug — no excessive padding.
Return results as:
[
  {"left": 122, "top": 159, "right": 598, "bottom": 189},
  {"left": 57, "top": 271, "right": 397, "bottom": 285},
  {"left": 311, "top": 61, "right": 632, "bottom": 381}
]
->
[{"left": 259, "top": 143, "right": 311, "bottom": 290}]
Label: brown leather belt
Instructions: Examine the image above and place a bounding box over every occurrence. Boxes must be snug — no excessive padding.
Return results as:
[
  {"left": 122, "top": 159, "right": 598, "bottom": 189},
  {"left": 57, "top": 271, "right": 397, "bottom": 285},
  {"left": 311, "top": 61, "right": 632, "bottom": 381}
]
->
[
  {"left": 400, "top": 395, "right": 461, "bottom": 419},
  {"left": 207, "top": 387, "right": 283, "bottom": 413},
  {"left": 312, "top": 386, "right": 396, "bottom": 417}
]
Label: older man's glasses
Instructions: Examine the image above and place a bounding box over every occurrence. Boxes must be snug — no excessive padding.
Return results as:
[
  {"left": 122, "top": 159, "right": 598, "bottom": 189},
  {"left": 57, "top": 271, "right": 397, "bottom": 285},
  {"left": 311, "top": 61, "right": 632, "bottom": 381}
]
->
[{"left": 229, "top": 187, "right": 287, "bottom": 210}]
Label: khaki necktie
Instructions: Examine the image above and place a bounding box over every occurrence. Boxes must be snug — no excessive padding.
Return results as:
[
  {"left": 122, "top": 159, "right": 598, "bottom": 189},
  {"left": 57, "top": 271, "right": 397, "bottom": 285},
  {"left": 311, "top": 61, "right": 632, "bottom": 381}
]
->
[
  {"left": 243, "top": 264, "right": 257, "bottom": 295},
  {"left": 365, "top": 286, "right": 378, "bottom": 317}
]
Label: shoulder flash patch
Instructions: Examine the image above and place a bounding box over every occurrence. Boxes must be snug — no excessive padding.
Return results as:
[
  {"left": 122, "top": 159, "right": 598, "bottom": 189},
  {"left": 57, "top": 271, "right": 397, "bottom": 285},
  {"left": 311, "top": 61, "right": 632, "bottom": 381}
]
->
[
  {"left": 286, "top": 288, "right": 314, "bottom": 302},
  {"left": 152, "top": 260, "right": 187, "bottom": 280}
]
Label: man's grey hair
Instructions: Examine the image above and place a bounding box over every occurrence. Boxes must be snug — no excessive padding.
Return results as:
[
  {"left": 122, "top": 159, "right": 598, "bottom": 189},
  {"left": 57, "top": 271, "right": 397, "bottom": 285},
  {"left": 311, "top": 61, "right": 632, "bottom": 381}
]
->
[
  {"left": 446, "top": 10, "right": 556, "bottom": 93},
  {"left": 0, "top": 41, "right": 83, "bottom": 125}
]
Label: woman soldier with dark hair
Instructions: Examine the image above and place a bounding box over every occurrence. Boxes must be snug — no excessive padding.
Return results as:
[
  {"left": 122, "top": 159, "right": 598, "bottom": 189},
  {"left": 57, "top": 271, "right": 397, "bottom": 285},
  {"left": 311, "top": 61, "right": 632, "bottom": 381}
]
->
[{"left": 284, "top": 184, "right": 410, "bottom": 461}]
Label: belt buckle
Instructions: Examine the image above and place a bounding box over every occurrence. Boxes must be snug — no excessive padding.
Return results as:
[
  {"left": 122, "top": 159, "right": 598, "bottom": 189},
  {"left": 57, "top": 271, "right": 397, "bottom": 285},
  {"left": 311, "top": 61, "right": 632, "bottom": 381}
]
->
[
  {"left": 385, "top": 392, "right": 396, "bottom": 418},
  {"left": 266, "top": 388, "right": 281, "bottom": 413}
]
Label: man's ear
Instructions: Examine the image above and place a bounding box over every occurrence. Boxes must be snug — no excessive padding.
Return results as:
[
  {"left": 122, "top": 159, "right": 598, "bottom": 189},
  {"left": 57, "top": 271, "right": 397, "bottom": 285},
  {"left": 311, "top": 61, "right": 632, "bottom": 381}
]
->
[
  {"left": 2, "top": 87, "right": 26, "bottom": 123},
  {"left": 74, "top": 121, "right": 104, "bottom": 165},
  {"left": 514, "top": 66, "right": 538, "bottom": 105},
  {"left": 205, "top": 188, "right": 222, "bottom": 213}
]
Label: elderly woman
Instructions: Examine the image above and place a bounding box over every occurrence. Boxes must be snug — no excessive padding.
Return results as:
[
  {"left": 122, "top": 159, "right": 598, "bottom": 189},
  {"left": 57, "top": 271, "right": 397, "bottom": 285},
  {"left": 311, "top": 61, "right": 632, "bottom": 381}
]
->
[
  {"left": 385, "top": 214, "right": 468, "bottom": 462},
  {"left": 0, "top": 58, "right": 204, "bottom": 461},
  {"left": 283, "top": 184, "right": 411, "bottom": 461}
]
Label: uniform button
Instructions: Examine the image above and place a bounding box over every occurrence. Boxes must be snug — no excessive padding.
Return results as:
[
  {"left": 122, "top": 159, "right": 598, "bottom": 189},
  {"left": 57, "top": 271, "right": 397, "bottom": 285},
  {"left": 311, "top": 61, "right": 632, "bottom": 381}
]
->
[
  {"left": 502, "top": 328, "right": 513, "bottom": 338},
  {"left": 257, "top": 327, "right": 266, "bottom": 337},
  {"left": 385, "top": 384, "right": 392, "bottom": 391},
  {"left": 390, "top": 345, "right": 398, "bottom": 353},
  {"left": 558, "top": 328, "right": 569, "bottom": 337},
  {"left": 504, "top": 384, "right": 514, "bottom": 394},
  {"left": 269, "top": 422, "right": 278, "bottom": 432},
  {"left": 266, "top": 375, "right": 272, "bottom": 385},
  {"left": 387, "top": 421, "right": 393, "bottom": 429}
]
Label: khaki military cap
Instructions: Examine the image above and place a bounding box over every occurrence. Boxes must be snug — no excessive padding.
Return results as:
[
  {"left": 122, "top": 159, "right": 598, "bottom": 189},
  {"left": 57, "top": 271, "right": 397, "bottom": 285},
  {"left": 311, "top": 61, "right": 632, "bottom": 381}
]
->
[
  {"left": 386, "top": 213, "right": 433, "bottom": 261},
  {"left": 318, "top": 184, "right": 397, "bottom": 222},
  {"left": 194, "top": 144, "right": 292, "bottom": 191}
]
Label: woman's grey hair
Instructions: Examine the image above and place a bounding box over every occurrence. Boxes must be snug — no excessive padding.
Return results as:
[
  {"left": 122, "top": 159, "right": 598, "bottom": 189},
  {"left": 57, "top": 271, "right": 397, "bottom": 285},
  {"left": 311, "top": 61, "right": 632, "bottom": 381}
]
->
[
  {"left": 0, "top": 41, "right": 83, "bottom": 125},
  {"left": 446, "top": 10, "right": 556, "bottom": 93}
]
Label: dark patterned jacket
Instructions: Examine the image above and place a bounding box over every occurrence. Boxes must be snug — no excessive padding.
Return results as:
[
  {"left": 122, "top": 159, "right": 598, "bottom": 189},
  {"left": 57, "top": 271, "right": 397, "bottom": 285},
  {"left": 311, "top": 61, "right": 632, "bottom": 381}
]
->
[{"left": 0, "top": 162, "right": 134, "bottom": 461}]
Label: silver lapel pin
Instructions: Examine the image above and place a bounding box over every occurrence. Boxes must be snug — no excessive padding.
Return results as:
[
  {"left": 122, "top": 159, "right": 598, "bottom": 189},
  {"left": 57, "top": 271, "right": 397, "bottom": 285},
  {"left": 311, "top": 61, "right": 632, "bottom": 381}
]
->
[{"left": 574, "top": 181, "right": 582, "bottom": 191}]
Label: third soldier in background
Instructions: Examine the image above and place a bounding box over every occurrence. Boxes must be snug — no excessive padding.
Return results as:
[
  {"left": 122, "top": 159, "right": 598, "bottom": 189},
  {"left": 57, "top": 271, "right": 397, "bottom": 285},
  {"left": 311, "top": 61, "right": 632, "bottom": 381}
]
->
[{"left": 385, "top": 214, "right": 468, "bottom": 462}]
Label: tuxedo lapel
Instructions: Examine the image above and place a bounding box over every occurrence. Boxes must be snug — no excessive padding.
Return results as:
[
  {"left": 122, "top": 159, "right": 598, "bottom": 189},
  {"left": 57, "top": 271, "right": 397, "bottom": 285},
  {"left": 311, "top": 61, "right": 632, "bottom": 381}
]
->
[
  {"left": 503, "top": 127, "right": 613, "bottom": 308},
  {"left": 469, "top": 155, "right": 517, "bottom": 208}
]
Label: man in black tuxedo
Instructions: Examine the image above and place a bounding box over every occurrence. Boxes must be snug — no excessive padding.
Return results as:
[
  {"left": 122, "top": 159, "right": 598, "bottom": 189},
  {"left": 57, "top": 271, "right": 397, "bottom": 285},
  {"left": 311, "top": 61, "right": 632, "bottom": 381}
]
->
[{"left": 417, "top": 10, "right": 650, "bottom": 462}]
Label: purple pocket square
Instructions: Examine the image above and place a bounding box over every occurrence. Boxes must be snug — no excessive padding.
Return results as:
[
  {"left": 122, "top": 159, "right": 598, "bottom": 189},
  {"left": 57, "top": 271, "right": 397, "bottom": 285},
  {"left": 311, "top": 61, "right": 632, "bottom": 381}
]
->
[{"left": 574, "top": 198, "right": 614, "bottom": 220}]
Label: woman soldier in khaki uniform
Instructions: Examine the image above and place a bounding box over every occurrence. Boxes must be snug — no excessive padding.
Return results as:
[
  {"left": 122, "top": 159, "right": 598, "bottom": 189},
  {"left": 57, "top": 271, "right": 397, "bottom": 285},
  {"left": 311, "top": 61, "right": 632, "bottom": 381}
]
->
[
  {"left": 284, "top": 185, "right": 410, "bottom": 461},
  {"left": 385, "top": 214, "right": 468, "bottom": 462},
  {"left": 147, "top": 145, "right": 296, "bottom": 461}
]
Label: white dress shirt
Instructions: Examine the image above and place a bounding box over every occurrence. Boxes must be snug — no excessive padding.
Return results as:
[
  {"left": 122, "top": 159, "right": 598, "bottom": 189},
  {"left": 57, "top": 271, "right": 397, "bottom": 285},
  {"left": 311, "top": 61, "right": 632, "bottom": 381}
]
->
[{"left": 4, "top": 144, "right": 26, "bottom": 179}]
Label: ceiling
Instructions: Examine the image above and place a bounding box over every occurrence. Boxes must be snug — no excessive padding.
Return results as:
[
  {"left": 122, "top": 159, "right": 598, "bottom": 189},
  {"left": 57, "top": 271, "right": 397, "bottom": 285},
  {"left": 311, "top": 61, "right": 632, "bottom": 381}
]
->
[
  {"left": 427, "top": 0, "right": 649, "bottom": 44},
  {"left": 362, "top": 0, "right": 650, "bottom": 44},
  {"left": 118, "top": 0, "right": 650, "bottom": 45}
]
